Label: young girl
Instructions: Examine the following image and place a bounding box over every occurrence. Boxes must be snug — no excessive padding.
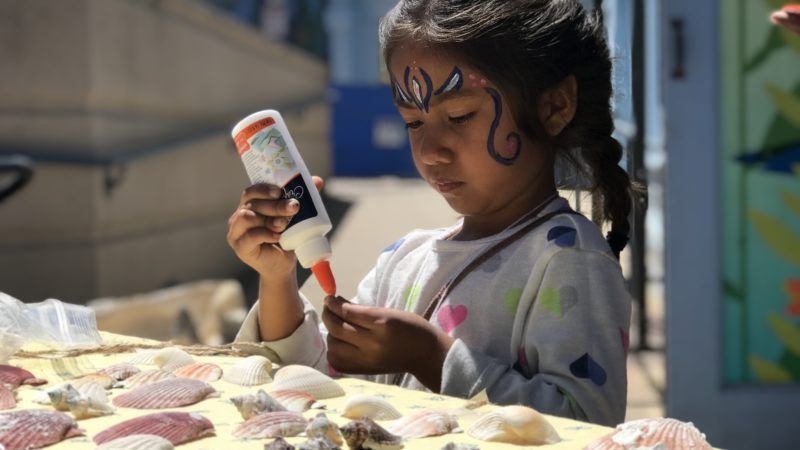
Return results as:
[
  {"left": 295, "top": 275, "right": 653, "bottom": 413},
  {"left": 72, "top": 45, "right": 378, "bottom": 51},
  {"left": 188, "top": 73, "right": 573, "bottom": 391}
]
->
[{"left": 228, "top": 0, "right": 634, "bottom": 426}]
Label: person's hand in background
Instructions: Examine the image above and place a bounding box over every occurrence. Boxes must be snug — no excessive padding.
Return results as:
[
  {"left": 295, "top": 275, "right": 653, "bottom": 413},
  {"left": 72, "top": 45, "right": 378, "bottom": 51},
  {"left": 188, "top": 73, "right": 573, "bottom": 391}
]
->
[{"left": 771, "top": 5, "right": 800, "bottom": 35}]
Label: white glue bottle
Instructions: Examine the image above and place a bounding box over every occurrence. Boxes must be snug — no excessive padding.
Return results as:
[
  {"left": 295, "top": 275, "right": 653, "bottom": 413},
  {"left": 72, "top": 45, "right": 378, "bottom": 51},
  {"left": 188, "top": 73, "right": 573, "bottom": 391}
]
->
[{"left": 231, "top": 110, "right": 336, "bottom": 296}]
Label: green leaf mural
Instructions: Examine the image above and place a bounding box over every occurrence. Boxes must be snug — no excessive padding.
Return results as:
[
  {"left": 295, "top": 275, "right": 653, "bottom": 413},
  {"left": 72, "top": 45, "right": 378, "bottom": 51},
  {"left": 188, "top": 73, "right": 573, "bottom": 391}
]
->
[
  {"left": 766, "top": 83, "right": 800, "bottom": 128},
  {"left": 767, "top": 312, "right": 800, "bottom": 355},
  {"left": 783, "top": 191, "right": 800, "bottom": 215},
  {"left": 748, "top": 210, "right": 800, "bottom": 267},
  {"left": 745, "top": 27, "right": 786, "bottom": 73},
  {"left": 749, "top": 354, "right": 793, "bottom": 382}
]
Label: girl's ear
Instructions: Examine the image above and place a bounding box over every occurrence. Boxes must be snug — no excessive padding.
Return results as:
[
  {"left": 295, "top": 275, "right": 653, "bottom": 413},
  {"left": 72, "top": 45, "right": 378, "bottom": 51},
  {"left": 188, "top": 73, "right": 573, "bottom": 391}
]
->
[{"left": 537, "top": 75, "right": 578, "bottom": 137}]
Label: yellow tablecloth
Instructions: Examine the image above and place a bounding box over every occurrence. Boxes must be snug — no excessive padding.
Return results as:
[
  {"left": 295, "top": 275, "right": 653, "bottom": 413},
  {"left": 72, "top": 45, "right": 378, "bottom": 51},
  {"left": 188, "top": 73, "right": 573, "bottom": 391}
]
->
[{"left": 7, "top": 332, "right": 615, "bottom": 449}]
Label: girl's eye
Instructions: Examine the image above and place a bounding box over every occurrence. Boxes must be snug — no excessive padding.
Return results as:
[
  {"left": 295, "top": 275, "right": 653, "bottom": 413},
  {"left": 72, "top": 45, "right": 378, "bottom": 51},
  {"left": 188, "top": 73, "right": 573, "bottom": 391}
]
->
[
  {"left": 405, "top": 120, "right": 423, "bottom": 130},
  {"left": 449, "top": 112, "right": 476, "bottom": 124}
]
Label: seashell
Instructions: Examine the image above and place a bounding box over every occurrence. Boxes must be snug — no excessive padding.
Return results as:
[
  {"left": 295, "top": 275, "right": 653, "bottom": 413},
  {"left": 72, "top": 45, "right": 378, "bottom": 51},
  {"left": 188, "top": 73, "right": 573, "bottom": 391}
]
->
[
  {"left": 125, "top": 349, "right": 158, "bottom": 365},
  {"left": 66, "top": 390, "right": 115, "bottom": 420},
  {"left": 0, "top": 409, "right": 84, "bottom": 449},
  {"left": 270, "top": 365, "right": 344, "bottom": 400},
  {"left": 0, "top": 364, "right": 46, "bottom": 387},
  {"left": 265, "top": 437, "right": 297, "bottom": 450},
  {"left": 72, "top": 372, "right": 116, "bottom": 390},
  {"left": 231, "top": 389, "right": 286, "bottom": 420},
  {"left": 173, "top": 362, "right": 222, "bottom": 382},
  {"left": 342, "top": 394, "right": 402, "bottom": 420},
  {"left": 340, "top": 417, "right": 404, "bottom": 450},
  {"left": 48, "top": 383, "right": 83, "bottom": 411},
  {"left": 0, "top": 385, "right": 16, "bottom": 410},
  {"left": 440, "top": 443, "right": 479, "bottom": 450},
  {"left": 95, "top": 433, "right": 175, "bottom": 450},
  {"left": 98, "top": 363, "right": 141, "bottom": 382},
  {"left": 271, "top": 389, "right": 322, "bottom": 413},
  {"left": 387, "top": 409, "right": 460, "bottom": 439},
  {"left": 120, "top": 369, "right": 175, "bottom": 388},
  {"left": 93, "top": 411, "right": 215, "bottom": 445},
  {"left": 152, "top": 347, "right": 194, "bottom": 372},
  {"left": 466, "top": 405, "right": 560, "bottom": 445},
  {"left": 306, "top": 412, "right": 343, "bottom": 446},
  {"left": 297, "top": 436, "right": 341, "bottom": 450},
  {"left": 584, "top": 417, "right": 713, "bottom": 450},
  {"left": 36, "top": 381, "right": 108, "bottom": 408},
  {"left": 232, "top": 411, "right": 308, "bottom": 439},
  {"left": 223, "top": 355, "right": 273, "bottom": 386},
  {"left": 113, "top": 378, "right": 217, "bottom": 409}
]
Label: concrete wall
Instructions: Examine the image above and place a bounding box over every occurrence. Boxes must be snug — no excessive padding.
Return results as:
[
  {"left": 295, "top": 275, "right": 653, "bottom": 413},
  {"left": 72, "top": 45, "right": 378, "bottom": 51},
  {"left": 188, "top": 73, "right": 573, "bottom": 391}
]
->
[{"left": 0, "top": 0, "right": 330, "bottom": 302}]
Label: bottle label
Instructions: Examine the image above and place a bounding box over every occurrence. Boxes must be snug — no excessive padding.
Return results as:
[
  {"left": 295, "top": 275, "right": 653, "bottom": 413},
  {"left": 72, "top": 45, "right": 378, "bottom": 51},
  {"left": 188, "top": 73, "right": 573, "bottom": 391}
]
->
[{"left": 235, "top": 119, "right": 318, "bottom": 227}]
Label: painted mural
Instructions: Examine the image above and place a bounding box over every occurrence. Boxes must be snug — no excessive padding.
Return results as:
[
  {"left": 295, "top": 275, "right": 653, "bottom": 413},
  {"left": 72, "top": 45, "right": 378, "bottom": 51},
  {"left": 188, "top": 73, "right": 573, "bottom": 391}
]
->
[{"left": 723, "top": 0, "right": 800, "bottom": 383}]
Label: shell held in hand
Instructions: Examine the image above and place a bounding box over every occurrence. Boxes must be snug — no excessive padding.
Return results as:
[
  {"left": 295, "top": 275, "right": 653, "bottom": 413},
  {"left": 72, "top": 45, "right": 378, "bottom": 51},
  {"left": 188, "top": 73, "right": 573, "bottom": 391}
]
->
[
  {"left": 466, "top": 405, "right": 560, "bottom": 445},
  {"left": 223, "top": 355, "right": 273, "bottom": 386},
  {"left": 342, "top": 394, "right": 402, "bottom": 420},
  {"left": 584, "top": 417, "right": 713, "bottom": 450},
  {"left": 270, "top": 365, "right": 344, "bottom": 400}
]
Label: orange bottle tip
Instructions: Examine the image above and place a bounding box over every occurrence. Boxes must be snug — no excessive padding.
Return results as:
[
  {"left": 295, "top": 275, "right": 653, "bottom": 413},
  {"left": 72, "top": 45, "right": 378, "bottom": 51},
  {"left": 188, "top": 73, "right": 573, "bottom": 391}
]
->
[
  {"left": 311, "top": 260, "right": 337, "bottom": 296},
  {"left": 783, "top": 4, "right": 800, "bottom": 13}
]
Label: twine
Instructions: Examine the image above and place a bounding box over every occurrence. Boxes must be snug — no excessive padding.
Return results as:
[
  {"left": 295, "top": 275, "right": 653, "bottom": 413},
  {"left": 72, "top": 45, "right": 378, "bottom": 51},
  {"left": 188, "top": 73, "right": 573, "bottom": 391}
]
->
[{"left": 14, "top": 342, "right": 249, "bottom": 359}]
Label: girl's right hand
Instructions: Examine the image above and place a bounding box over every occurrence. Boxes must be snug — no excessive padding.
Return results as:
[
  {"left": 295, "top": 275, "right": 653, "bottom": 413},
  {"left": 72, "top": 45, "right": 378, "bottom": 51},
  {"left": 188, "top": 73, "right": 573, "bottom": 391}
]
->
[{"left": 226, "top": 177, "right": 324, "bottom": 280}]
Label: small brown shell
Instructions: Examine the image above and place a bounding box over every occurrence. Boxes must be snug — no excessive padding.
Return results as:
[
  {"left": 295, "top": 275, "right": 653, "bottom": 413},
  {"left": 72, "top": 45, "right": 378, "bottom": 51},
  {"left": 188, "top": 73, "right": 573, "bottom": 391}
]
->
[
  {"left": 223, "top": 355, "right": 273, "bottom": 386},
  {"left": 340, "top": 417, "right": 404, "bottom": 450},
  {"left": 232, "top": 411, "right": 308, "bottom": 439},
  {"left": 584, "top": 417, "right": 713, "bottom": 450},
  {"left": 172, "top": 362, "right": 222, "bottom": 382},
  {"left": 387, "top": 409, "right": 459, "bottom": 439},
  {"left": 270, "top": 365, "right": 344, "bottom": 400},
  {"left": 305, "top": 412, "right": 343, "bottom": 446},
  {"left": 0, "top": 364, "right": 46, "bottom": 387},
  {"left": 93, "top": 411, "right": 215, "bottom": 445},
  {"left": 120, "top": 369, "right": 175, "bottom": 388},
  {"left": 95, "top": 433, "right": 175, "bottom": 450},
  {"left": 230, "top": 389, "right": 286, "bottom": 420},
  {"left": 0, "top": 409, "right": 84, "bottom": 449},
  {"left": 113, "top": 378, "right": 217, "bottom": 409}
]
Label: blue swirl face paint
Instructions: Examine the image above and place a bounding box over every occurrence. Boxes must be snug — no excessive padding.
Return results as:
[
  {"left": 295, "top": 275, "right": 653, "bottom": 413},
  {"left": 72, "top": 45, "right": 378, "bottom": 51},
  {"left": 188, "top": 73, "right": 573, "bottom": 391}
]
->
[{"left": 484, "top": 87, "right": 522, "bottom": 165}]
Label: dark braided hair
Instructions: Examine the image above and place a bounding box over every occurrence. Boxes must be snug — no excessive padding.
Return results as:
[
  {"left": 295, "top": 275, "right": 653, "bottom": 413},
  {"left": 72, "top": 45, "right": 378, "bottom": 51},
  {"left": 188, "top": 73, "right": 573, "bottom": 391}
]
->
[{"left": 380, "top": 0, "right": 641, "bottom": 257}]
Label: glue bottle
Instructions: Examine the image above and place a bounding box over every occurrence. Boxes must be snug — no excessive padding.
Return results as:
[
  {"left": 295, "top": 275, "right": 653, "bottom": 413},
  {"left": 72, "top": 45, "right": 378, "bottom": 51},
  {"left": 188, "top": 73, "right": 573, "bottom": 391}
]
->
[{"left": 231, "top": 110, "right": 336, "bottom": 296}]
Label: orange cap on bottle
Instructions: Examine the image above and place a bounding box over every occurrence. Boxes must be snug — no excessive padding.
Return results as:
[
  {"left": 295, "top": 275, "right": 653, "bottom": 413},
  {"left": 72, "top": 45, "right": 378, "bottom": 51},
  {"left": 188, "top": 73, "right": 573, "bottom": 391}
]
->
[{"left": 311, "top": 260, "right": 336, "bottom": 296}]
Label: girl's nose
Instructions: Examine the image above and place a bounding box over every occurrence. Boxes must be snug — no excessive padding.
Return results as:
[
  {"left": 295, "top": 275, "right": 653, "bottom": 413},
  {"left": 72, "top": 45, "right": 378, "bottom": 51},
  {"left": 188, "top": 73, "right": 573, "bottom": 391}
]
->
[{"left": 416, "top": 132, "right": 453, "bottom": 165}]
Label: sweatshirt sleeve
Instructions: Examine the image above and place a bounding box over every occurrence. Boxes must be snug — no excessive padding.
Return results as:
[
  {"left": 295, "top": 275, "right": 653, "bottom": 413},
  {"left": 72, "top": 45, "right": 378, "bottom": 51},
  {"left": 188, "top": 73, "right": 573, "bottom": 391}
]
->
[{"left": 439, "top": 248, "right": 631, "bottom": 426}]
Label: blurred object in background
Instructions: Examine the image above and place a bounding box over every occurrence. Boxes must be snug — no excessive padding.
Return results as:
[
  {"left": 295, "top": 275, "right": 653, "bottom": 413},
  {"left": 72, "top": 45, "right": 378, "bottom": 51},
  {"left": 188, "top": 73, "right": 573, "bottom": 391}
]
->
[
  {"left": 0, "top": 0, "right": 330, "bottom": 304},
  {"left": 89, "top": 279, "right": 247, "bottom": 345}
]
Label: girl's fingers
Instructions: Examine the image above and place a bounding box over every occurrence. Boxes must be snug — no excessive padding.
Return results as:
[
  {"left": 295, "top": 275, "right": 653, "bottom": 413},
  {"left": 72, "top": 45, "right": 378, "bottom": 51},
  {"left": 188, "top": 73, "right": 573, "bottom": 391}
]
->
[
  {"left": 324, "top": 296, "right": 380, "bottom": 330},
  {"left": 246, "top": 198, "right": 300, "bottom": 218},
  {"left": 322, "top": 304, "right": 368, "bottom": 345},
  {"left": 241, "top": 183, "right": 283, "bottom": 205},
  {"left": 326, "top": 334, "right": 361, "bottom": 372},
  {"left": 232, "top": 228, "right": 281, "bottom": 254}
]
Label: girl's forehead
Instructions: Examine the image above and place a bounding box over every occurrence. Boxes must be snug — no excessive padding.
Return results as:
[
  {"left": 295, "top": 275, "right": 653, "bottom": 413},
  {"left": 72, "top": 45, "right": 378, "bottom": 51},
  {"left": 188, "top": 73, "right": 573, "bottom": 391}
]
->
[{"left": 389, "top": 46, "right": 478, "bottom": 81}]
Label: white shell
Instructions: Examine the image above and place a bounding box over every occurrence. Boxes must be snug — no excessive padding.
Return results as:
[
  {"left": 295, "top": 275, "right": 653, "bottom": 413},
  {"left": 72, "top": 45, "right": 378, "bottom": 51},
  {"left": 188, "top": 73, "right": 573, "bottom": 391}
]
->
[
  {"left": 466, "top": 405, "right": 560, "bottom": 445},
  {"left": 95, "top": 433, "right": 175, "bottom": 450},
  {"left": 270, "top": 365, "right": 344, "bottom": 400},
  {"left": 387, "top": 409, "right": 459, "bottom": 439},
  {"left": 342, "top": 394, "right": 402, "bottom": 420},
  {"left": 585, "top": 417, "right": 713, "bottom": 450},
  {"left": 223, "top": 355, "right": 273, "bottom": 386},
  {"left": 45, "top": 382, "right": 108, "bottom": 411},
  {"left": 67, "top": 391, "right": 115, "bottom": 419},
  {"left": 152, "top": 347, "right": 194, "bottom": 372},
  {"left": 126, "top": 350, "right": 158, "bottom": 365}
]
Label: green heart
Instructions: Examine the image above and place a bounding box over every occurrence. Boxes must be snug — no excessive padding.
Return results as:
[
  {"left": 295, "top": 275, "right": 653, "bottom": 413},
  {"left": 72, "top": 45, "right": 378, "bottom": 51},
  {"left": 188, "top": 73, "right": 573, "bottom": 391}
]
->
[
  {"left": 403, "top": 285, "right": 421, "bottom": 311},
  {"left": 540, "top": 287, "right": 562, "bottom": 317},
  {"left": 505, "top": 288, "right": 522, "bottom": 314}
]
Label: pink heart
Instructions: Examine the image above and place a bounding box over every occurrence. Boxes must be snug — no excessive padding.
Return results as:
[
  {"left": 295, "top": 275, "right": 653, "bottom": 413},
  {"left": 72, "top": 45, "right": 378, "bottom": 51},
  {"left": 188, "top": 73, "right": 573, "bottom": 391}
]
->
[{"left": 437, "top": 304, "right": 468, "bottom": 334}]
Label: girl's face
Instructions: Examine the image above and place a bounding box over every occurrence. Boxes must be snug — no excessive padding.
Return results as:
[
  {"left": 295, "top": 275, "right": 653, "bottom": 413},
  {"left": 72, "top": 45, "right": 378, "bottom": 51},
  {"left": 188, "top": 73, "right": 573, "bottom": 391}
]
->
[{"left": 389, "top": 45, "right": 555, "bottom": 238}]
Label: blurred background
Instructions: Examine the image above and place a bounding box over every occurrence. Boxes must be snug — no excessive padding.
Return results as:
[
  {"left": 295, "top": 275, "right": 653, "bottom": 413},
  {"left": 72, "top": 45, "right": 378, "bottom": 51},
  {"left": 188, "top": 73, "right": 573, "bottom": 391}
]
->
[{"left": 0, "top": 0, "right": 798, "bottom": 448}]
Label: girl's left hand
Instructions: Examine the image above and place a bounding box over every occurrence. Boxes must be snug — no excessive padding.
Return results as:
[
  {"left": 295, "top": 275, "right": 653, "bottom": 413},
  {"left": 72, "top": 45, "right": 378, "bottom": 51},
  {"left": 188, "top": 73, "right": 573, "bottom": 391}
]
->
[{"left": 322, "top": 296, "right": 454, "bottom": 390}]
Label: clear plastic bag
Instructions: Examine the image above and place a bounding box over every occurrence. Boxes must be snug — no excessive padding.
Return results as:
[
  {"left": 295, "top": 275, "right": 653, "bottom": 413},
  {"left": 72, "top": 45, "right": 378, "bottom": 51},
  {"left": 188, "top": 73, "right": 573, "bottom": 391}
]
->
[{"left": 0, "top": 292, "right": 103, "bottom": 352}]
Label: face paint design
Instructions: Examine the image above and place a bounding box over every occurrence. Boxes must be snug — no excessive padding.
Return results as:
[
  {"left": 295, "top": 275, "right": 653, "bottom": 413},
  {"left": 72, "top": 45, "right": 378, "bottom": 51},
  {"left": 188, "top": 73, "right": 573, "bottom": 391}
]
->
[
  {"left": 433, "top": 67, "right": 463, "bottom": 95},
  {"left": 485, "top": 87, "right": 522, "bottom": 165},
  {"left": 394, "top": 66, "right": 464, "bottom": 112}
]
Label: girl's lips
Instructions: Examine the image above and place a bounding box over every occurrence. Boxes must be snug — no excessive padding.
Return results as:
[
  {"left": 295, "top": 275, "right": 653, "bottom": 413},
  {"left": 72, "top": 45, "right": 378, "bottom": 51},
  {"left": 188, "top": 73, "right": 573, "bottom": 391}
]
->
[{"left": 434, "top": 180, "right": 464, "bottom": 193}]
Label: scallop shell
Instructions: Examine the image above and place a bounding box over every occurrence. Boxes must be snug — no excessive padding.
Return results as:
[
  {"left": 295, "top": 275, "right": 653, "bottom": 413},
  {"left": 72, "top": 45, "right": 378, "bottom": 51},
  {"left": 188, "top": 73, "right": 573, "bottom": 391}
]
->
[
  {"left": 173, "top": 362, "right": 222, "bottom": 382},
  {"left": 270, "top": 365, "right": 344, "bottom": 400},
  {"left": 0, "top": 385, "right": 16, "bottom": 410},
  {"left": 584, "top": 417, "right": 713, "bottom": 450},
  {"left": 387, "top": 409, "right": 460, "bottom": 439},
  {"left": 120, "top": 369, "right": 175, "bottom": 388},
  {"left": 270, "top": 390, "right": 322, "bottom": 413},
  {"left": 72, "top": 372, "right": 115, "bottom": 390},
  {"left": 223, "top": 355, "right": 273, "bottom": 386},
  {"left": 297, "top": 437, "right": 340, "bottom": 450},
  {"left": 152, "top": 347, "right": 194, "bottom": 372},
  {"left": 232, "top": 411, "right": 308, "bottom": 439},
  {"left": 231, "top": 389, "right": 286, "bottom": 420},
  {"left": 340, "top": 417, "right": 404, "bottom": 450},
  {"left": 125, "top": 349, "right": 158, "bottom": 365},
  {"left": 96, "top": 433, "right": 175, "bottom": 450},
  {"left": 265, "top": 437, "right": 296, "bottom": 450},
  {"left": 113, "top": 378, "right": 217, "bottom": 409},
  {"left": 466, "top": 405, "right": 560, "bottom": 445},
  {"left": 306, "top": 412, "right": 343, "bottom": 446},
  {"left": 342, "top": 394, "right": 402, "bottom": 420},
  {"left": 94, "top": 412, "right": 214, "bottom": 445},
  {"left": 0, "top": 364, "right": 46, "bottom": 387},
  {"left": 98, "top": 363, "right": 141, "bottom": 382},
  {"left": 0, "top": 410, "right": 84, "bottom": 449}
]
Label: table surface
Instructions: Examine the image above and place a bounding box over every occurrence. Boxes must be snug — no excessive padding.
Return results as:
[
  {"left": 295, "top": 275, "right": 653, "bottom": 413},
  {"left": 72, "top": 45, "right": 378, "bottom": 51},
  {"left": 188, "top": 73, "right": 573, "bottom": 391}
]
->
[{"left": 6, "top": 332, "right": 616, "bottom": 449}]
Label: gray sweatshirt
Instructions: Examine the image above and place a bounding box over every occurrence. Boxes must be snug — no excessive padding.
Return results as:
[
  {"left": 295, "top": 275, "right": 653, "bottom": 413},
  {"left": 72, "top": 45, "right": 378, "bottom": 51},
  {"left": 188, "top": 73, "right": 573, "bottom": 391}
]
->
[{"left": 235, "top": 197, "right": 631, "bottom": 426}]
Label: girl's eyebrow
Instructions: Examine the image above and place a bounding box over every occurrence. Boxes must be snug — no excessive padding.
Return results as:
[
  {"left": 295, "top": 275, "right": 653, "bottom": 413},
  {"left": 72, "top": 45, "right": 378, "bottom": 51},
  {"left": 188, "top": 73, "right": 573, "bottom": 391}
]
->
[{"left": 395, "top": 88, "right": 480, "bottom": 110}]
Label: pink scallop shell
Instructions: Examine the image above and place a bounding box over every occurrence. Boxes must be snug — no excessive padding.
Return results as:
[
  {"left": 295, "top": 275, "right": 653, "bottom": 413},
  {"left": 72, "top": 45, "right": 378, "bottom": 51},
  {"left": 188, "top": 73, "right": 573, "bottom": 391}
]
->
[
  {"left": 270, "top": 389, "right": 320, "bottom": 413},
  {"left": 0, "top": 409, "right": 84, "bottom": 450},
  {"left": 584, "top": 418, "right": 713, "bottom": 450},
  {"left": 98, "top": 363, "right": 141, "bottom": 382},
  {"left": 387, "top": 409, "right": 460, "bottom": 438},
  {"left": 232, "top": 411, "right": 308, "bottom": 439},
  {"left": 113, "top": 378, "right": 216, "bottom": 409},
  {"left": 93, "top": 411, "right": 215, "bottom": 445},
  {"left": 120, "top": 369, "right": 175, "bottom": 388},
  {"left": 0, "top": 365, "right": 46, "bottom": 387},
  {"left": 0, "top": 385, "right": 16, "bottom": 410},
  {"left": 172, "top": 362, "right": 222, "bottom": 382}
]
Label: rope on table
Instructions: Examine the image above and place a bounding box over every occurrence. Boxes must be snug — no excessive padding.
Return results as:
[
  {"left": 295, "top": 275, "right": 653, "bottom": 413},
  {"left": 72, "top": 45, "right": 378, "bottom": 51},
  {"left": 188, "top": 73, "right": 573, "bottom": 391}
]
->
[{"left": 14, "top": 342, "right": 250, "bottom": 359}]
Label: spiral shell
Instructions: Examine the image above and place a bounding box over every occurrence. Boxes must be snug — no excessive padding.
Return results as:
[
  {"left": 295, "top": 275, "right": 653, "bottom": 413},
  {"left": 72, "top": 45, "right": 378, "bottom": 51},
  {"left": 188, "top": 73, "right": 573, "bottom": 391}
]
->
[
  {"left": 584, "top": 417, "right": 713, "bottom": 450},
  {"left": 223, "top": 355, "right": 273, "bottom": 386},
  {"left": 93, "top": 411, "right": 215, "bottom": 445},
  {"left": 270, "top": 365, "right": 344, "bottom": 400},
  {"left": 152, "top": 347, "right": 194, "bottom": 372},
  {"left": 340, "top": 417, "right": 404, "bottom": 450},
  {"left": 231, "top": 389, "right": 286, "bottom": 420},
  {"left": 95, "top": 433, "right": 175, "bottom": 450},
  {"left": 305, "top": 412, "right": 343, "bottom": 446},
  {"left": 342, "top": 394, "right": 402, "bottom": 420},
  {"left": 172, "top": 362, "right": 222, "bottom": 382},
  {"left": 387, "top": 409, "right": 459, "bottom": 439},
  {"left": 232, "top": 411, "right": 308, "bottom": 439},
  {"left": 466, "top": 405, "right": 560, "bottom": 445},
  {"left": 113, "top": 378, "right": 217, "bottom": 409}
]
